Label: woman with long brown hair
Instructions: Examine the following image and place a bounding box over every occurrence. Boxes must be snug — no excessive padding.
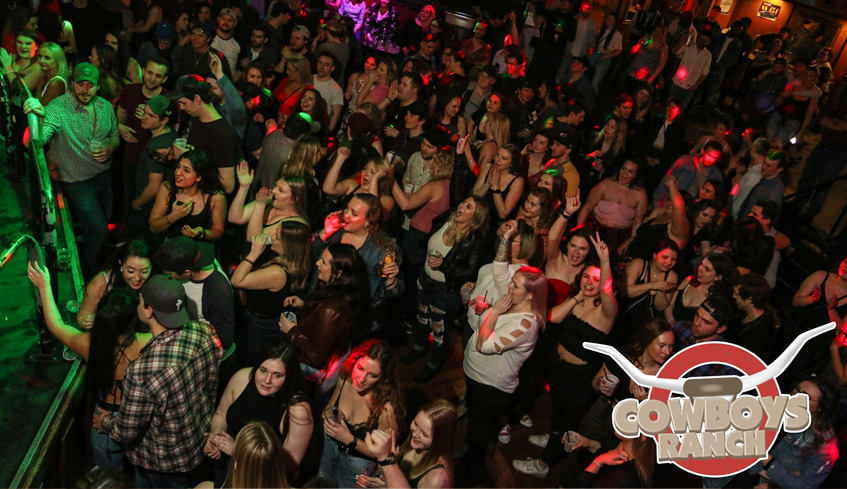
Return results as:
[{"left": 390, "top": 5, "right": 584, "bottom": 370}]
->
[
  {"left": 471, "top": 139, "right": 525, "bottom": 229},
  {"left": 320, "top": 340, "right": 405, "bottom": 488},
  {"left": 231, "top": 221, "right": 313, "bottom": 364},
  {"left": 360, "top": 399, "right": 457, "bottom": 488}
]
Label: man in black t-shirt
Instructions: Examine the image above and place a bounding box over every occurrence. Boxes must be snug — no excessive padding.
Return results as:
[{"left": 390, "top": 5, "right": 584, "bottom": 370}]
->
[
  {"left": 155, "top": 237, "right": 237, "bottom": 391},
  {"left": 170, "top": 77, "right": 240, "bottom": 193}
]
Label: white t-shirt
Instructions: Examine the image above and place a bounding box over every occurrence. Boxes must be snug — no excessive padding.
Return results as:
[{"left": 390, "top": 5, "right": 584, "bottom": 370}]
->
[
  {"left": 425, "top": 225, "right": 453, "bottom": 282},
  {"left": 595, "top": 30, "right": 622, "bottom": 54},
  {"left": 211, "top": 35, "right": 241, "bottom": 74},
  {"left": 312, "top": 76, "right": 344, "bottom": 109},
  {"left": 673, "top": 45, "right": 712, "bottom": 90}
]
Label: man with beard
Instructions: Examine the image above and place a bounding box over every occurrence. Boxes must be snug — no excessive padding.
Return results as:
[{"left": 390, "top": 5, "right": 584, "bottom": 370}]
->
[
  {"left": 170, "top": 77, "right": 240, "bottom": 194},
  {"left": 23, "top": 63, "right": 120, "bottom": 278},
  {"left": 236, "top": 25, "right": 279, "bottom": 82},
  {"left": 211, "top": 8, "right": 241, "bottom": 74},
  {"left": 671, "top": 296, "right": 740, "bottom": 378},
  {"left": 275, "top": 25, "right": 317, "bottom": 75},
  {"left": 176, "top": 21, "right": 231, "bottom": 80},
  {"left": 116, "top": 58, "right": 169, "bottom": 228},
  {"left": 204, "top": 53, "right": 249, "bottom": 140}
]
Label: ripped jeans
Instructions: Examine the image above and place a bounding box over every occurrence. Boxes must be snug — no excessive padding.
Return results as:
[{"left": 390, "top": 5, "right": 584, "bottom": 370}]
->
[{"left": 412, "top": 274, "right": 462, "bottom": 369}]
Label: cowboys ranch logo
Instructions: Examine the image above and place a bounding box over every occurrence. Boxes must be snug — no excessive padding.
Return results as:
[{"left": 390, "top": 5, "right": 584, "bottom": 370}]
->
[{"left": 584, "top": 322, "right": 835, "bottom": 477}]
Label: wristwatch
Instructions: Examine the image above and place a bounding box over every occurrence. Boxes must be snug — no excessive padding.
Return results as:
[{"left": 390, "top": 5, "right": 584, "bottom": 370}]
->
[{"left": 378, "top": 453, "right": 397, "bottom": 466}]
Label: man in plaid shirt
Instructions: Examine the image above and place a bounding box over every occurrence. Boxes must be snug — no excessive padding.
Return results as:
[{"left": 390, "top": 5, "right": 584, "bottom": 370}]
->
[
  {"left": 23, "top": 63, "right": 120, "bottom": 278},
  {"left": 93, "top": 275, "right": 222, "bottom": 488},
  {"left": 671, "top": 296, "right": 741, "bottom": 378}
]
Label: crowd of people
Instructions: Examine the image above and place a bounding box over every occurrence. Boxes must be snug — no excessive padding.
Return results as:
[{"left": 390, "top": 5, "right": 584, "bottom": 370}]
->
[{"left": 6, "top": 0, "right": 847, "bottom": 487}]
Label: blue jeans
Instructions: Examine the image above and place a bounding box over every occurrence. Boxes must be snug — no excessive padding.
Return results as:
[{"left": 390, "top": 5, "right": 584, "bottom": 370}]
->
[
  {"left": 668, "top": 82, "right": 696, "bottom": 110},
  {"left": 412, "top": 274, "right": 462, "bottom": 369},
  {"left": 796, "top": 143, "right": 847, "bottom": 217},
  {"left": 589, "top": 52, "right": 612, "bottom": 91},
  {"left": 135, "top": 466, "right": 190, "bottom": 489},
  {"left": 319, "top": 433, "right": 376, "bottom": 488},
  {"left": 245, "top": 308, "right": 287, "bottom": 366},
  {"left": 766, "top": 113, "right": 802, "bottom": 147},
  {"left": 59, "top": 171, "right": 112, "bottom": 277},
  {"left": 91, "top": 406, "right": 124, "bottom": 470}
]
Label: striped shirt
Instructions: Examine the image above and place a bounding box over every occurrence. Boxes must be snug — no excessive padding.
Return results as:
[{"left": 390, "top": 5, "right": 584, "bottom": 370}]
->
[
  {"left": 42, "top": 93, "right": 118, "bottom": 183},
  {"left": 102, "top": 321, "right": 222, "bottom": 473}
]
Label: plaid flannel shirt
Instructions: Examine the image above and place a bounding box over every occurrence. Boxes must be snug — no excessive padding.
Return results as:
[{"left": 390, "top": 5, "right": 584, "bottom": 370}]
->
[
  {"left": 672, "top": 320, "right": 741, "bottom": 378},
  {"left": 102, "top": 321, "right": 222, "bottom": 473}
]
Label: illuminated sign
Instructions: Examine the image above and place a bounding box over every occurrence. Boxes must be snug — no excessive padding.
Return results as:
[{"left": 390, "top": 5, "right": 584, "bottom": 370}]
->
[{"left": 758, "top": 2, "right": 781, "bottom": 21}]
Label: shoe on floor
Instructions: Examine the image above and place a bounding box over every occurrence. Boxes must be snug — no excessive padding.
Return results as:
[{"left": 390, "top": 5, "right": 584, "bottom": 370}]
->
[
  {"left": 400, "top": 349, "right": 426, "bottom": 365},
  {"left": 413, "top": 366, "right": 439, "bottom": 384},
  {"left": 498, "top": 424, "right": 511, "bottom": 444},
  {"left": 512, "top": 458, "right": 549, "bottom": 478},
  {"left": 520, "top": 414, "right": 533, "bottom": 427},
  {"left": 528, "top": 433, "right": 549, "bottom": 448}
]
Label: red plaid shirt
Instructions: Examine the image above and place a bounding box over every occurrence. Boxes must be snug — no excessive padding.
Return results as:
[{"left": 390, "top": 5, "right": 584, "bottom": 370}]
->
[{"left": 102, "top": 321, "right": 222, "bottom": 473}]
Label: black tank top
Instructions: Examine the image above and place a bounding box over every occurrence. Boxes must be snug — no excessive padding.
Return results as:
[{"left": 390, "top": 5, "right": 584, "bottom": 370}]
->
[
  {"left": 485, "top": 169, "right": 520, "bottom": 227},
  {"left": 558, "top": 314, "right": 610, "bottom": 367},
  {"left": 821, "top": 273, "right": 847, "bottom": 318},
  {"left": 245, "top": 258, "right": 293, "bottom": 317},
  {"left": 166, "top": 192, "right": 213, "bottom": 240},
  {"left": 408, "top": 463, "right": 446, "bottom": 488},
  {"left": 672, "top": 283, "right": 699, "bottom": 323},
  {"left": 226, "top": 377, "right": 289, "bottom": 444}
]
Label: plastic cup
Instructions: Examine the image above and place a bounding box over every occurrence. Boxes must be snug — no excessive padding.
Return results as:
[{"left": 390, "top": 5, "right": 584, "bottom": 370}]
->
[
  {"left": 473, "top": 295, "right": 488, "bottom": 315},
  {"left": 174, "top": 138, "right": 188, "bottom": 150},
  {"left": 604, "top": 373, "right": 620, "bottom": 394},
  {"left": 57, "top": 248, "right": 71, "bottom": 271},
  {"left": 283, "top": 311, "right": 297, "bottom": 325},
  {"left": 563, "top": 431, "right": 580, "bottom": 452},
  {"left": 66, "top": 300, "right": 82, "bottom": 314},
  {"left": 89, "top": 140, "right": 103, "bottom": 153},
  {"left": 460, "top": 284, "right": 473, "bottom": 304}
]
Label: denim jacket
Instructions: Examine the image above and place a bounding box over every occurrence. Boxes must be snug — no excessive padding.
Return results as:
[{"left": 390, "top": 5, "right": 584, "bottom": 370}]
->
[{"left": 704, "top": 427, "right": 838, "bottom": 489}]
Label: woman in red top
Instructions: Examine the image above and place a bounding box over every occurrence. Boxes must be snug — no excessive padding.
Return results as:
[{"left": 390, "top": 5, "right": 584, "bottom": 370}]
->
[{"left": 272, "top": 54, "right": 313, "bottom": 120}]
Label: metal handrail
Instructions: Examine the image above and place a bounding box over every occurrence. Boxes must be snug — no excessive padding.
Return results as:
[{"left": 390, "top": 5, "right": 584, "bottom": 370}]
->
[{"left": 784, "top": 173, "right": 847, "bottom": 202}]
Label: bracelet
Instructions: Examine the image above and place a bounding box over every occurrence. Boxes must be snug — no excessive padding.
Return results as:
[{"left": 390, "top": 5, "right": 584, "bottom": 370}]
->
[
  {"left": 492, "top": 189, "right": 502, "bottom": 194},
  {"left": 346, "top": 437, "right": 359, "bottom": 451},
  {"left": 243, "top": 258, "right": 255, "bottom": 265},
  {"left": 560, "top": 209, "right": 572, "bottom": 219},
  {"left": 198, "top": 229, "right": 207, "bottom": 239},
  {"left": 165, "top": 214, "right": 172, "bottom": 224}
]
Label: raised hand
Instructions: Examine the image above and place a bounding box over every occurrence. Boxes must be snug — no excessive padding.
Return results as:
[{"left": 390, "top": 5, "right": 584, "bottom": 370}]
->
[
  {"left": 589, "top": 232, "right": 609, "bottom": 262},
  {"left": 364, "top": 428, "right": 395, "bottom": 461},
  {"left": 284, "top": 296, "right": 304, "bottom": 308},
  {"left": 236, "top": 160, "right": 253, "bottom": 188},
  {"left": 502, "top": 220, "right": 519, "bottom": 240},
  {"left": 564, "top": 191, "right": 581, "bottom": 216}
]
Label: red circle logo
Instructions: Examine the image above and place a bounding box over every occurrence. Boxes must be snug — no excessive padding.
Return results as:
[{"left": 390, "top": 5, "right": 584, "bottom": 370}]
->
[{"left": 648, "top": 342, "right": 781, "bottom": 476}]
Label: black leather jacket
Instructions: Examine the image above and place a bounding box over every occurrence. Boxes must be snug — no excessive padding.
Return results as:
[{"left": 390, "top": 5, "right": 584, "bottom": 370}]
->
[{"left": 429, "top": 215, "right": 488, "bottom": 294}]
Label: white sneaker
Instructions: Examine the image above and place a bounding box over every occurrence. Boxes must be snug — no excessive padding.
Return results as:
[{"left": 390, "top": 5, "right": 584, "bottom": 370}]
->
[
  {"left": 520, "top": 414, "right": 533, "bottom": 427},
  {"left": 498, "top": 424, "right": 511, "bottom": 444},
  {"left": 512, "top": 458, "right": 549, "bottom": 478},
  {"left": 528, "top": 433, "right": 549, "bottom": 448}
]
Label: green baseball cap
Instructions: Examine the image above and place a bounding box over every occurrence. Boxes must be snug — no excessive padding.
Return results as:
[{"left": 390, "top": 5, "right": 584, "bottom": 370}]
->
[{"left": 73, "top": 62, "right": 99, "bottom": 85}]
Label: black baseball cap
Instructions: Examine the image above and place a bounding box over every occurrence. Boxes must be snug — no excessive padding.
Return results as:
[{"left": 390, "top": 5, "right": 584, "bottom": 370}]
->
[
  {"left": 156, "top": 236, "right": 215, "bottom": 273},
  {"left": 168, "top": 75, "right": 212, "bottom": 101},
  {"left": 141, "top": 275, "right": 191, "bottom": 329}
]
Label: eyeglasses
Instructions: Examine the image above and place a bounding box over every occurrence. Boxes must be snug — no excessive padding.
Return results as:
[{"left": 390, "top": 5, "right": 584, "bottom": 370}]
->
[{"left": 792, "top": 384, "right": 820, "bottom": 405}]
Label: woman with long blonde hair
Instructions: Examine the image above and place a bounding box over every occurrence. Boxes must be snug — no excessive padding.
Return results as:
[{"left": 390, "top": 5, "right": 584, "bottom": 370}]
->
[
  {"left": 35, "top": 41, "right": 69, "bottom": 105},
  {"left": 223, "top": 421, "right": 290, "bottom": 488},
  {"left": 323, "top": 150, "right": 396, "bottom": 220},
  {"left": 402, "top": 196, "right": 490, "bottom": 384},
  {"left": 273, "top": 54, "right": 313, "bottom": 119}
]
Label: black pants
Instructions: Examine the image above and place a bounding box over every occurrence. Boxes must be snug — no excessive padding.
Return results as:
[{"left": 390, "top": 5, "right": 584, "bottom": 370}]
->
[
  {"left": 464, "top": 376, "right": 512, "bottom": 469},
  {"left": 540, "top": 358, "right": 597, "bottom": 467}
]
